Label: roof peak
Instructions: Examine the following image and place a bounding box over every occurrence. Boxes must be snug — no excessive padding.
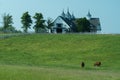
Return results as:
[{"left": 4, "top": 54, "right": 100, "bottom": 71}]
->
[
  {"left": 61, "top": 10, "right": 65, "bottom": 17},
  {"left": 61, "top": 9, "right": 75, "bottom": 20},
  {"left": 87, "top": 11, "right": 92, "bottom": 19}
]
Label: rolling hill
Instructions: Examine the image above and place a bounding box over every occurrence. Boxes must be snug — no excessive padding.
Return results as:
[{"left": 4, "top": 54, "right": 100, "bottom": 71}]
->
[{"left": 0, "top": 34, "right": 120, "bottom": 80}]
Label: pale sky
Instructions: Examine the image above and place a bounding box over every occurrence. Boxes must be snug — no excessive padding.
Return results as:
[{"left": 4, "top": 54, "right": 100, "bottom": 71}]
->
[{"left": 0, "top": 0, "right": 120, "bottom": 33}]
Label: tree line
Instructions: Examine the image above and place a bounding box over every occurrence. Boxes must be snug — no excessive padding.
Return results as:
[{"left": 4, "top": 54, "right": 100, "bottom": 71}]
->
[
  {"left": 0, "top": 12, "right": 53, "bottom": 33},
  {"left": 0, "top": 11, "right": 91, "bottom": 33}
]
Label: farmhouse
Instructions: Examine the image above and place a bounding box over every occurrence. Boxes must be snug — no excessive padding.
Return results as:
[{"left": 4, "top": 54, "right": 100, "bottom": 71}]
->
[{"left": 51, "top": 10, "right": 101, "bottom": 33}]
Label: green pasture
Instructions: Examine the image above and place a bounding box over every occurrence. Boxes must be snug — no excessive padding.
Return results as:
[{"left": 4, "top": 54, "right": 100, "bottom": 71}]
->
[{"left": 0, "top": 34, "right": 120, "bottom": 80}]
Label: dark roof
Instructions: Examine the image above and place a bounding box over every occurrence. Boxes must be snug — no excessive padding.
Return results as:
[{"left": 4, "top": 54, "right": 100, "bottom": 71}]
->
[
  {"left": 89, "top": 18, "right": 101, "bottom": 30},
  {"left": 59, "top": 16, "right": 77, "bottom": 31},
  {"left": 59, "top": 16, "right": 71, "bottom": 26}
]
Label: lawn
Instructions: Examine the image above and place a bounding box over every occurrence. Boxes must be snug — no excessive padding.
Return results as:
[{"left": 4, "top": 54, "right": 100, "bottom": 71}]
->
[{"left": 0, "top": 34, "right": 120, "bottom": 80}]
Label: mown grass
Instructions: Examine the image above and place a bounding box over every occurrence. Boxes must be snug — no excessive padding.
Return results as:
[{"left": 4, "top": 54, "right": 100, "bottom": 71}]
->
[
  {"left": 0, "top": 34, "right": 120, "bottom": 80},
  {"left": 0, "top": 65, "right": 119, "bottom": 80}
]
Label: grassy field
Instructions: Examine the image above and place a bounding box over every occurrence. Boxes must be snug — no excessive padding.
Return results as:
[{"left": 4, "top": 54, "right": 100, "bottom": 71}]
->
[{"left": 0, "top": 34, "right": 120, "bottom": 80}]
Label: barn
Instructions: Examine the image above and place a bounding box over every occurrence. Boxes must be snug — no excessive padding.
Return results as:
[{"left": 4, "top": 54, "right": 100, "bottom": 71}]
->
[{"left": 51, "top": 10, "right": 101, "bottom": 33}]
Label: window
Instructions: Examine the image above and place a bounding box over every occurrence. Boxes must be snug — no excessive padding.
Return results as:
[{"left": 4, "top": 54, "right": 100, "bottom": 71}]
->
[{"left": 57, "top": 23, "right": 62, "bottom": 28}]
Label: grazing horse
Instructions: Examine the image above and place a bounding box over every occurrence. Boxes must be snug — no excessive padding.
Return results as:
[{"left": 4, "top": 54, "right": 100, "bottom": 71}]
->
[
  {"left": 81, "top": 62, "right": 85, "bottom": 68},
  {"left": 94, "top": 62, "right": 101, "bottom": 67}
]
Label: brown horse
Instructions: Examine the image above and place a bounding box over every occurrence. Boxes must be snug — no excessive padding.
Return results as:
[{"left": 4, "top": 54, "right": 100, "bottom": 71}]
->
[{"left": 94, "top": 62, "right": 101, "bottom": 67}]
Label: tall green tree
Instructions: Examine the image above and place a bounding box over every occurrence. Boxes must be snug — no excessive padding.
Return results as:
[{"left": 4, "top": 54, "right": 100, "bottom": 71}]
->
[
  {"left": 2, "top": 13, "right": 13, "bottom": 32},
  {"left": 75, "top": 17, "right": 91, "bottom": 32},
  {"left": 33, "top": 13, "right": 45, "bottom": 33},
  {"left": 46, "top": 18, "right": 54, "bottom": 29},
  {"left": 21, "top": 12, "right": 32, "bottom": 33}
]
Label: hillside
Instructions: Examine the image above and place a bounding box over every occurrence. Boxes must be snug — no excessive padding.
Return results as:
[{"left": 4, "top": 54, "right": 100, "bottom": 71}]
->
[{"left": 0, "top": 34, "right": 120, "bottom": 80}]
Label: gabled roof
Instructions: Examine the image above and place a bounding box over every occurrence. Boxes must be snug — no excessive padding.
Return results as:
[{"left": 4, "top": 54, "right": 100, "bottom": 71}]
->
[
  {"left": 59, "top": 16, "right": 71, "bottom": 26},
  {"left": 53, "top": 16, "right": 70, "bottom": 27},
  {"left": 89, "top": 18, "right": 101, "bottom": 30},
  {"left": 59, "top": 16, "right": 77, "bottom": 31}
]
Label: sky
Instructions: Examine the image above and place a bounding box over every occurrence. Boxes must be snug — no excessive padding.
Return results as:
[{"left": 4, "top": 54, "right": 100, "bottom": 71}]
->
[{"left": 0, "top": 0, "right": 120, "bottom": 33}]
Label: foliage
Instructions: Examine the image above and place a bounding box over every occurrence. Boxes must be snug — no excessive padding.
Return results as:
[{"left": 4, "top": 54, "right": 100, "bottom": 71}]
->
[
  {"left": 75, "top": 17, "right": 91, "bottom": 32},
  {"left": 33, "top": 13, "right": 45, "bottom": 33},
  {"left": 2, "top": 13, "right": 13, "bottom": 32},
  {"left": 21, "top": 12, "right": 32, "bottom": 33},
  {"left": 0, "top": 27, "right": 4, "bottom": 31},
  {"left": 46, "top": 18, "right": 54, "bottom": 29}
]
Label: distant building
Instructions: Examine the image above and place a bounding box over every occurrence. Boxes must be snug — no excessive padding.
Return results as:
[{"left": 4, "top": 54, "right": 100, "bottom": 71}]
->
[
  {"left": 51, "top": 9, "right": 77, "bottom": 33},
  {"left": 87, "top": 11, "right": 101, "bottom": 32},
  {"left": 51, "top": 9, "right": 101, "bottom": 33}
]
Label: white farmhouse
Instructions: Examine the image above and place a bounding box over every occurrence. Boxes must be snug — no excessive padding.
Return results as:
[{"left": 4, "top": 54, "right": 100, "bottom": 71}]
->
[
  {"left": 51, "top": 10, "right": 101, "bottom": 33},
  {"left": 51, "top": 9, "right": 77, "bottom": 33}
]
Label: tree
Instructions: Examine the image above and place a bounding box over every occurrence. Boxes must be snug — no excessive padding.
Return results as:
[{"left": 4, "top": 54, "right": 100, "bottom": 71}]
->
[
  {"left": 33, "top": 13, "right": 45, "bottom": 33},
  {"left": 46, "top": 18, "right": 54, "bottom": 29},
  {"left": 75, "top": 17, "right": 91, "bottom": 32},
  {"left": 21, "top": 12, "right": 32, "bottom": 33},
  {"left": 2, "top": 13, "right": 13, "bottom": 32}
]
